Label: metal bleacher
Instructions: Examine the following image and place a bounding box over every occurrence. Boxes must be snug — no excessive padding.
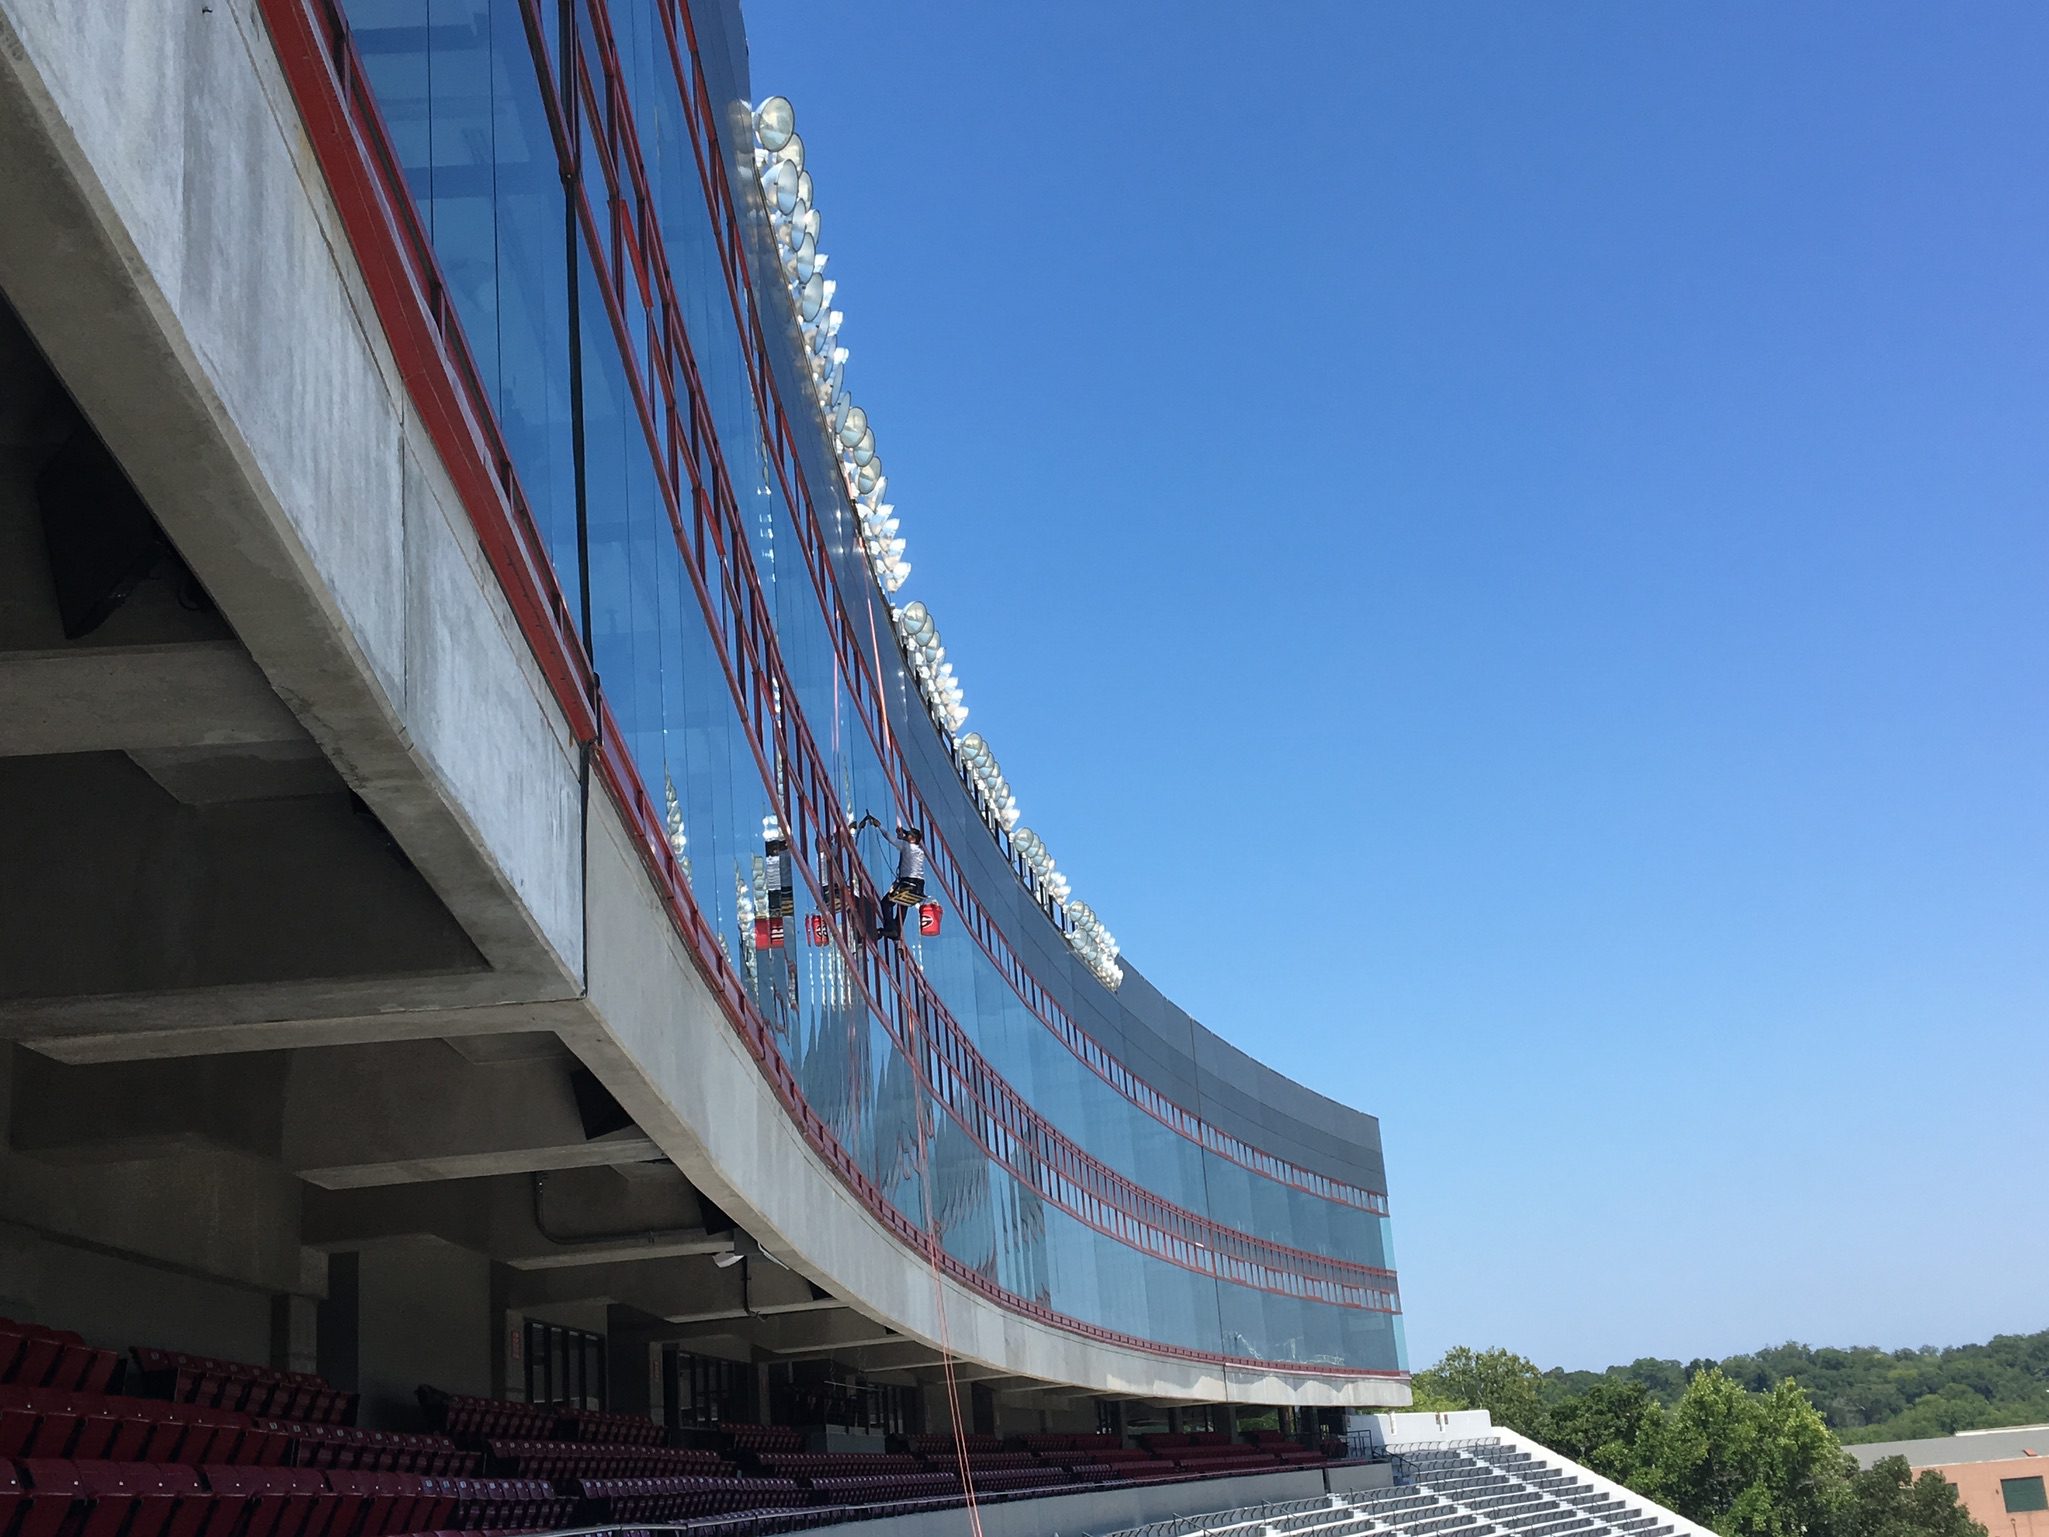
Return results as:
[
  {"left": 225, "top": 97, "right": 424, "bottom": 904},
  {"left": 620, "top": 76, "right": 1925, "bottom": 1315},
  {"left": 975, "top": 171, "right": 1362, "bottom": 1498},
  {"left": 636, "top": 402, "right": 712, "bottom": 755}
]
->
[{"left": 1103, "top": 1438, "right": 1682, "bottom": 1537}]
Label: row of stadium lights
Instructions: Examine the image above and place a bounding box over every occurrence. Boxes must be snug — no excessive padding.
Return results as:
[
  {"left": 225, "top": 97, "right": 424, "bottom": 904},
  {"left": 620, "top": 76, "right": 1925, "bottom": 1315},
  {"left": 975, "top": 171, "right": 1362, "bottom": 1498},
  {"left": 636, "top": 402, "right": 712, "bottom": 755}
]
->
[{"left": 751, "top": 96, "right": 1123, "bottom": 990}]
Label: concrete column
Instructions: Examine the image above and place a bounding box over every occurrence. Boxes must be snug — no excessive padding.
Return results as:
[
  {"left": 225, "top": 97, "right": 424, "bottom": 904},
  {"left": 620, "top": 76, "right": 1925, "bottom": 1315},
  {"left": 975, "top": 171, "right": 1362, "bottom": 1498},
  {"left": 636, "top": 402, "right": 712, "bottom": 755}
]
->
[
  {"left": 355, "top": 1238, "right": 493, "bottom": 1429},
  {"left": 1103, "top": 1398, "right": 1127, "bottom": 1443},
  {"left": 607, "top": 1309, "right": 651, "bottom": 1418},
  {"left": 272, "top": 1293, "right": 319, "bottom": 1375}
]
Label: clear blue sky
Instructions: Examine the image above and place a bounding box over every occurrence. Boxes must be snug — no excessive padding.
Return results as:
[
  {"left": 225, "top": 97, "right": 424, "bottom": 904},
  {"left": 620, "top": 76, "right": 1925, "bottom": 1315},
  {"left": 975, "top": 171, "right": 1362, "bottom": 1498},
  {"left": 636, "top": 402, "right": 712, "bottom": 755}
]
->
[{"left": 744, "top": 1, "right": 2049, "bottom": 1373}]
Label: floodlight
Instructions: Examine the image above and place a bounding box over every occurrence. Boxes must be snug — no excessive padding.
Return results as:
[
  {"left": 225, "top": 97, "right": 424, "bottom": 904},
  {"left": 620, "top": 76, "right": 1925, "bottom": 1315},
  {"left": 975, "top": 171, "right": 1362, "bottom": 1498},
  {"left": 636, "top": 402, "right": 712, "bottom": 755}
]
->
[{"left": 754, "top": 96, "right": 795, "bottom": 152}]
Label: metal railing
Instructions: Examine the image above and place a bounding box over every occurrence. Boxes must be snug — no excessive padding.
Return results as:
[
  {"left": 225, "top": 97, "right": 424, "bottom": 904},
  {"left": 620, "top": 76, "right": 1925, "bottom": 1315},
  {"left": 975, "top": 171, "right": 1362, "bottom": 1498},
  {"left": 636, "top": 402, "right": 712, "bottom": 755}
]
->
[{"left": 1103, "top": 1495, "right": 1345, "bottom": 1537}]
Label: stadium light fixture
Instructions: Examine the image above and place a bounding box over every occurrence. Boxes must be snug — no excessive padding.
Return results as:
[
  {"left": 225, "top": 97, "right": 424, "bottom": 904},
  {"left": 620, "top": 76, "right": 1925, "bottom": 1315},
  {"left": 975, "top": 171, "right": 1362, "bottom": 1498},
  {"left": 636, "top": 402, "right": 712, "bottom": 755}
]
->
[
  {"left": 754, "top": 96, "right": 795, "bottom": 152},
  {"left": 751, "top": 95, "right": 1123, "bottom": 988}
]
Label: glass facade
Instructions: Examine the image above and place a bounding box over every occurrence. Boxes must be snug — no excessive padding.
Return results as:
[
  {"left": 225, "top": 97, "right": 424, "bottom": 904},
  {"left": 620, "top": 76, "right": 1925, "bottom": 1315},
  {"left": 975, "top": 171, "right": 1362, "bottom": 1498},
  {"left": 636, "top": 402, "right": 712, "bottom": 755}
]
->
[{"left": 333, "top": 0, "right": 1402, "bottom": 1381}]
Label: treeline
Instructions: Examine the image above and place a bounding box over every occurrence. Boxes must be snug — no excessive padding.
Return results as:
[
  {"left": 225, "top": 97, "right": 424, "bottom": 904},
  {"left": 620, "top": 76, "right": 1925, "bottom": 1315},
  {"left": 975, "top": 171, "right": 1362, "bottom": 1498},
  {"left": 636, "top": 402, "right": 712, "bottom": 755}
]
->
[
  {"left": 1532, "top": 1328, "right": 2049, "bottom": 1444},
  {"left": 1411, "top": 1346, "right": 1993, "bottom": 1536}
]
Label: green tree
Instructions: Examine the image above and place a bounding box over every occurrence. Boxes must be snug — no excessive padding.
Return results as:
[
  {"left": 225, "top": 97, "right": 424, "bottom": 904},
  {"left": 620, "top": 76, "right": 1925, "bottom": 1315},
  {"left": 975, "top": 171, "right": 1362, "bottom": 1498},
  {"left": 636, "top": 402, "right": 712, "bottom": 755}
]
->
[
  {"left": 1526, "top": 1328, "right": 2049, "bottom": 1443},
  {"left": 1635, "top": 1370, "right": 1852, "bottom": 1537},
  {"left": 1412, "top": 1347, "right": 1551, "bottom": 1438},
  {"left": 1829, "top": 1456, "right": 1985, "bottom": 1537},
  {"left": 1545, "top": 1379, "right": 1659, "bottom": 1486}
]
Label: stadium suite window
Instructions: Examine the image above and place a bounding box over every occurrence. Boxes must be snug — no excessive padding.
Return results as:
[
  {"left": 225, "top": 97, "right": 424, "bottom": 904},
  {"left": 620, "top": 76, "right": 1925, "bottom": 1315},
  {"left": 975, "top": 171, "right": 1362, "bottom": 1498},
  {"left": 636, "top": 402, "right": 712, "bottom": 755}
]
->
[
  {"left": 2005, "top": 1476, "right": 2048, "bottom": 1514},
  {"left": 524, "top": 1319, "right": 605, "bottom": 1411}
]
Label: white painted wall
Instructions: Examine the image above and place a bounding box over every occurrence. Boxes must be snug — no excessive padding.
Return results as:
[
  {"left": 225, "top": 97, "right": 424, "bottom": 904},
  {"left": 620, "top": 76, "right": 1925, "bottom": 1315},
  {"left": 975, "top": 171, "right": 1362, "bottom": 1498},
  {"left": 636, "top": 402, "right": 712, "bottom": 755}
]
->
[{"left": 1351, "top": 1408, "right": 1497, "bottom": 1448}]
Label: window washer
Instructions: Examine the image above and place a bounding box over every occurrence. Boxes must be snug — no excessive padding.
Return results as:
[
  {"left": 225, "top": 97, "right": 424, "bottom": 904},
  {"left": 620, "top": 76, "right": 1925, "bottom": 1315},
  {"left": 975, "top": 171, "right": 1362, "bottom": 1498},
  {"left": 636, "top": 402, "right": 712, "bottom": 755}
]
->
[
  {"left": 855, "top": 813, "right": 925, "bottom": 939},
  {"left": 763, "top": 827, "right": 794, "bottom": 919}
]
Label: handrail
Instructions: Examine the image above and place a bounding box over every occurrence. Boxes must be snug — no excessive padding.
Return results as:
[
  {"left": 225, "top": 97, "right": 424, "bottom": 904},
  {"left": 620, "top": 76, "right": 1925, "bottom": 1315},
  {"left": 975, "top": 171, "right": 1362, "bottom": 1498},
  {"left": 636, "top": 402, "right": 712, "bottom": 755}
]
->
[{"left": 1099, "top": 1495, "right": 1342, "bottom": 1537}]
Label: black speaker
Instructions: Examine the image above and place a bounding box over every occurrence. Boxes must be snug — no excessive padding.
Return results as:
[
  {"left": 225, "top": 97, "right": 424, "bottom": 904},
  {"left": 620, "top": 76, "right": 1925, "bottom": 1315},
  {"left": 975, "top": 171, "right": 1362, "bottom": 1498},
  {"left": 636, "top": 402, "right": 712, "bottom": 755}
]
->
[
  {"left": 37, "top": 430, "right": 166, "bottom": 639},
  {"left": 569, "top": 1067, "right": 637, "bottom": 1141}
]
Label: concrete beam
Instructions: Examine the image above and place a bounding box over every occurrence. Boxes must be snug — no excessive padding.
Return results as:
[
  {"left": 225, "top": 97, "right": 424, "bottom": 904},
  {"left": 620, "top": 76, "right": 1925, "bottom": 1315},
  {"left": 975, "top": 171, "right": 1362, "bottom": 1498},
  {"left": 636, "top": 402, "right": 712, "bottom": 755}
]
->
[
  {"left": 0, "top": 754, "right": 509, "bottom": 1040},
  {"left": 509, "top": 1229, "right": 729, "bottom": 1269},
  {"left": 649, "top": 1254, "right": 846, "bottom": 1326},
  {"left": 130, "top": 742, "right": 341, "bottom": 805},
  {"left": 0, "top": 642, "right": 307, "bottom": 756},
  {"left": 931, "top": 1365, "right": 1019, "bottom": 1385},
  {"left": 0, "top": 990, "right": 586, "bottom": 1065},
  {"left": 850, "top": 1341, "right": 948, "bottom": 1372},
  {"left": 504, "top": 1254, "right": 744, "bottom": 1316},
  {"left": 284, "top": 1040, "right": 658, "bottom": 1188},
  {"left": 754, "top": 1295, "right": 850, "bottom": 1317},
  {"left": 303, "top": 1167, "right": 726, "bottom": 1270},
  {"left": 7, "top": 1047, "right": 289, "bottom": 1163},
  {"left": 759, "top": 1312, "right": 905, "bottom": 1356}
]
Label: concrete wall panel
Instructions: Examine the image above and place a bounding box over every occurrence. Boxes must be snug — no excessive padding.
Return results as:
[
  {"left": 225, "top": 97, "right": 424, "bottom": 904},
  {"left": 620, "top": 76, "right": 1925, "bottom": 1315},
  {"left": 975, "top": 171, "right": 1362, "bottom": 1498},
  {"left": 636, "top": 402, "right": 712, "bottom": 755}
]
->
[
  {"left": 355, "top": 1237, "right": 494, "bottom": 1429},
  {"left": 0, "top": 0, "right": 584, "bottom": 987}
]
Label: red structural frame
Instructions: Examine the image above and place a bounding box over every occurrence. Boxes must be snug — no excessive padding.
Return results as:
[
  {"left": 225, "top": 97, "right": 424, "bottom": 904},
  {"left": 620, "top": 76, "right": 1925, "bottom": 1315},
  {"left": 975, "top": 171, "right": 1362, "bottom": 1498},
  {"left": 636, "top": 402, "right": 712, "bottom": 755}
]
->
[
  {"left": 644, "top": 0, "right": 1390, "bottom": 1221},
  {"left": 557, "top": 0, "right": 1393, "bottom": 1310},
  {"left": 255, "top": 0, "right": 1403, "bottom": 1379}
]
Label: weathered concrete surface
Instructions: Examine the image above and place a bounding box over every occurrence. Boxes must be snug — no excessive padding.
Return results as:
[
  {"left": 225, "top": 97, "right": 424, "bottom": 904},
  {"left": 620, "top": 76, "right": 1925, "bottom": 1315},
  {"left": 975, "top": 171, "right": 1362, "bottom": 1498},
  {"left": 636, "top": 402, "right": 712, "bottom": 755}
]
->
[
  {"left": 0, "top": 642, "right": 308, "bottom": 755},
  {"left": 304, "top": 1167, "right": 732, "bottom": 1270},
  {"left": 281, "top": 1039, "right": 662, "bottom": 1188},
  {"left": 1327, "top": 1462, "right": 1395, "bottom": 1493},
  {"left": 0, "top": 0, "right": 585, "bottom": 1020}
]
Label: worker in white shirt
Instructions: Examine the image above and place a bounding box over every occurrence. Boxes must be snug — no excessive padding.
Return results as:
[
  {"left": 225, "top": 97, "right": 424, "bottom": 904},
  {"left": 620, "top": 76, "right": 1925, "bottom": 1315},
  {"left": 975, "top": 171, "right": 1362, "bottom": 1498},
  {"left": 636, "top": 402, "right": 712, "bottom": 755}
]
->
[
  {"left": 763, "top": 829, "right": 794, "bottom": 918},
  {"left": 855, "top": 813, "right": 925, "bottom": 939}
]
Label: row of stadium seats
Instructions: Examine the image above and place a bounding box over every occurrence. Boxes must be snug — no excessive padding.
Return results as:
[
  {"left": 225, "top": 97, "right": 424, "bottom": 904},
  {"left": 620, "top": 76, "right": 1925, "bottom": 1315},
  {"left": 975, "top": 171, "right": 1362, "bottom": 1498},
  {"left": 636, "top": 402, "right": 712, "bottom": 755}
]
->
[
  {"left": 571, "top": 1473, "right": 807, "bottom": 1522},
  {"left": 715, "top": 1426, "right": 804, "bottom": 1456},
  {"left": 899, "top": 1432, "right": 1000, "bottom": 1455},
  {"left": 286, "top": 1427, "right": 473, "bottom": 1476},
  {"left": 483, "top": 1439, "right": 726, "bottom": 1480},
  {"left": 915, "top": 1450, "right": 1037, "bottom": 1472},
  {"left": 748, "top": 1452, "right": 918, "bottom": 1478},
  {"left": 0, "top": 1325, "right": 118, "bottom": 1399},
  {"left": 421, "top": 1392, "right": 664, "bottom": 1451},
  {"left": 803, "top": 1472, "right": 956, "bottom": 1502},
  {"left": 548, "top": 1410, "right": 662, "bottom": 1448},
  {"left": 1013, "top": 1431, "right": 1123, "bottom": 1451},
  {"left": 0, "top": 1392, "right": 474, "bottom": 1474},
  {"left": 130, "top": 1354, "right": 353, "bottom": 1427},
  {"left": 414, "top": 1396, "right": 550, "bottom": 1445},
  {"left": 0, "top": 1459, "right": 568, "bottom": 1537}
]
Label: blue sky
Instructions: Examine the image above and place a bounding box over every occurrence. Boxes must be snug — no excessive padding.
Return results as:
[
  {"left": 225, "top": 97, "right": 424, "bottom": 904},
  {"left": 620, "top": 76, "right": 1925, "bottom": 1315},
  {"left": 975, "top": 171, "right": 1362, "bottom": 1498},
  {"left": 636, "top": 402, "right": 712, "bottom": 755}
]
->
[{"left": 743, "top": 2, "right": 2049, "bottom": 1372}]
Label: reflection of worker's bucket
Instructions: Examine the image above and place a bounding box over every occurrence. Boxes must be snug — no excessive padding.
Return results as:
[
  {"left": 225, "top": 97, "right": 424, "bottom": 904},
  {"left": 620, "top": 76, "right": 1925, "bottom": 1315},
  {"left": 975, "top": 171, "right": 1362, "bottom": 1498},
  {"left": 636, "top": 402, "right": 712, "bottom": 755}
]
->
[{"left": 752, "top": 915, "right": 787, "bottom": 949}]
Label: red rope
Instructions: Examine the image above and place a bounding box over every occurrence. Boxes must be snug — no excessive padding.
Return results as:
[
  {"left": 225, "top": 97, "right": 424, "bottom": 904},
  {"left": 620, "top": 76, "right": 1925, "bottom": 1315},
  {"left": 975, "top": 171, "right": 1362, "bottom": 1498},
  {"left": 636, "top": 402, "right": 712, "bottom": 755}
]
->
[{"left": 864, "top": 582, "right": 985, "bottom": 1534}]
